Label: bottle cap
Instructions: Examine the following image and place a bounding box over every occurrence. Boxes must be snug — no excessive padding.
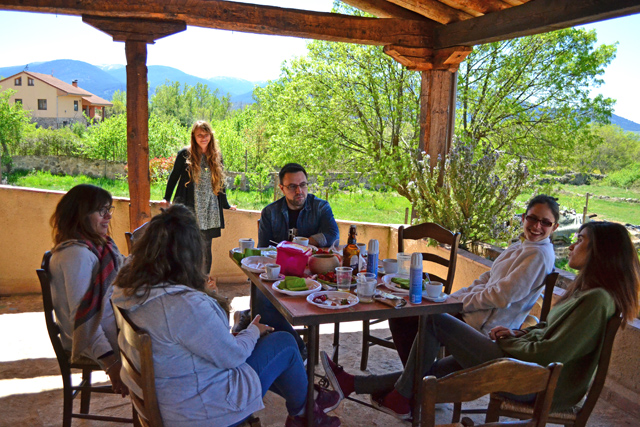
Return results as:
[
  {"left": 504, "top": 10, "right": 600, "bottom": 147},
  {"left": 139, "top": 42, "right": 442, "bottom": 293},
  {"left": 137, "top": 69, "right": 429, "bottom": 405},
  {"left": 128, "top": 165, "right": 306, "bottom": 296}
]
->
[
  {"left": 367, "top": 239, "right": 379, "bottom": 254},
  {"left": 410, "top": 252, "right": 423, "bottom": 268}
]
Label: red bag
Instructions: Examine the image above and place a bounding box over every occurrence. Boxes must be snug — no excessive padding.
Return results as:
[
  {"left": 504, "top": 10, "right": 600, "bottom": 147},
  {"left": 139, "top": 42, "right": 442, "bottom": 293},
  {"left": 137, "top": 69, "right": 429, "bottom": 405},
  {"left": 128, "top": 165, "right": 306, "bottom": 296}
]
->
[{"left": 276, "top": 241, "right": 312, "bottom": 276}]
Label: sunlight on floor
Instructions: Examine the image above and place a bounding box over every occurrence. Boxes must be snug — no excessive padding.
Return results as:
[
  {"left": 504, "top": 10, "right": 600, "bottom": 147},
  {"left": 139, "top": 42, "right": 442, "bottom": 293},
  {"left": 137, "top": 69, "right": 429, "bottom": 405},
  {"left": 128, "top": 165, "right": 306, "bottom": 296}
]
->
[{"left": 0, "top": 371, "right": 109, "bottom": 398}]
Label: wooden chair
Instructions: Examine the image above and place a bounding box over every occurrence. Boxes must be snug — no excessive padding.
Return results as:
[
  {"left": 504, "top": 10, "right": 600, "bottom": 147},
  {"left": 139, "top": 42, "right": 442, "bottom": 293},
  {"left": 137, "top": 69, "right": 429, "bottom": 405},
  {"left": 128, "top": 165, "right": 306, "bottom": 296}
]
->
[
  {"left": 484, "top": 311, "right": 623, "bottom": 427},
  {"left": 420, "top": 358, "right": 562, "bottom": 427},
  {"left": 113, "top": 304, "right": 164, "bottom": 427},
  {"left": 360, "top": 222, "right": 460, "bottom": 370},
  {"left": 452, "top": 271, "right": 559, "bottom": 421},
  {"left": 37, "top": 251, "right": 134, "bottom": 427}
]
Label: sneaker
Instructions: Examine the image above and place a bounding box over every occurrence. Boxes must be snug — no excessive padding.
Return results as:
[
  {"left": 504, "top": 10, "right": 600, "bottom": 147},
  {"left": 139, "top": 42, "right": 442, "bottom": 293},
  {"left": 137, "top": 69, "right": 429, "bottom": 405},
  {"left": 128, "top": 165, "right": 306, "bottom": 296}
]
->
[
  {"left": 314, "top": 385, "right": 340, "bottom": 413},
  {"left": 370, "top": 390, "right": 411, "bottom": 420},
  {"left": 320, "top": 351, "right": 354, "bottom": 402},
  {"left": 232, "top": 309, "right": 252, "bottom": 334},
  {"left": 285, "top": 402, "right": 341, "bottom": 427}
]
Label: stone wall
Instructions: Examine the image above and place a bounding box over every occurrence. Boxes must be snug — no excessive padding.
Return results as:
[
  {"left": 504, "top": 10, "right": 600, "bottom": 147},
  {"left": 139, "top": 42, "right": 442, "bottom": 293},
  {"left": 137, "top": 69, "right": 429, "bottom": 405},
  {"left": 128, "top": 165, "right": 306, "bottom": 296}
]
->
[
  {"left": 11, "top": 155, "right": 126, "bottom": 180},
  {"left": 33, "top": 116, "right": 86, "bottom": 129}
]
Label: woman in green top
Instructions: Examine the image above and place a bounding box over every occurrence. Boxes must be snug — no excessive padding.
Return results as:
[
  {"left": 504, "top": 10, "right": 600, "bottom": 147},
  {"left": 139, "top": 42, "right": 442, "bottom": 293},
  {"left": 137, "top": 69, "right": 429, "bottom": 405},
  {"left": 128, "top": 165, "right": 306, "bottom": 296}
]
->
[{"left": 321, "top": 222, "right": 640, "bottom": 419}]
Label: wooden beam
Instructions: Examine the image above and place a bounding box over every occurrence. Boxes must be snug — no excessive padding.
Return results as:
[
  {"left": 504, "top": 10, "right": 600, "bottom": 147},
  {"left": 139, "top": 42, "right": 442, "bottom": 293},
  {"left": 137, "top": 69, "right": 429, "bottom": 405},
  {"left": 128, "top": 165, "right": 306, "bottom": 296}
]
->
[
  {"left": 434, "top": 0, "right": 640, "bottom": 48},
  {"left": 125, "top": 40, "right": 151, "bottom": 231},
  {"left": 386, "top": 0, "right": 474, "bottom": 24},
  {"left": 341, "top": 0, "right": 433, "bottom": 20},
  {"left": 83, "top": 16, "right": 186, "bottom": 43},
  {"left": 440, "top": 0, "right": 511, "bottom": 15},
  {"left": 419, "top": 70, "right": 457, "bottom": 169},
  {"left": 0, "top": 0, "right": 434, "bottom": 47},
  {"left": 384, "top": 45, "right": 471, "bottom": 71}
]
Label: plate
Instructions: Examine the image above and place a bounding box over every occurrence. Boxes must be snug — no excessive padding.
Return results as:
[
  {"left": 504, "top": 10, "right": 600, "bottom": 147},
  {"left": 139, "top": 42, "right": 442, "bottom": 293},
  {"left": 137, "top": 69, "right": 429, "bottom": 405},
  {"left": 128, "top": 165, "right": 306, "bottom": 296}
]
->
[
  {"left": 272, "top": 279, "right": 322, "bottom": 296},
  {"left": 306, "top": 291, "right": 358, "bottom": 309},
  {"left": 241, "top": 256, "right": 274, "bottom": 273},
  {"left": 260, "top": 272, "right": 285, "bottom": 282},
  {"left": 382, "top": 273, "right": 411, "bottom": 294},
  {"left": 423, "top": 291, "right": 448, "bottom": 303}
]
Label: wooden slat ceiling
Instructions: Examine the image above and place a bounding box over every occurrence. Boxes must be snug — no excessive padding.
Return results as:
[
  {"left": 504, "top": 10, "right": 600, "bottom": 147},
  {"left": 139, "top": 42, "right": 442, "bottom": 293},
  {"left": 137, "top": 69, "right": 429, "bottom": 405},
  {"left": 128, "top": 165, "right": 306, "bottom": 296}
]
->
[{"left": 0, "top": 0, "right": 639, "bottom": 70}]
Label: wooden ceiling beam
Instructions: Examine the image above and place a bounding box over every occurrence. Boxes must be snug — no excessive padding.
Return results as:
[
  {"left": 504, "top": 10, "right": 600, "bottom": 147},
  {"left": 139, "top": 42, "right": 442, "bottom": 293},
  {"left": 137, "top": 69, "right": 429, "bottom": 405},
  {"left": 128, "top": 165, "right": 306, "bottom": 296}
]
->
[
  {"left": 440, "top": 0, "right": 511, "bottom": 15},
  {"left": 83, "top": 16, "right": 186, "bottom": 43},
  {"left": 341, "top": 0, "right": 434, "bottom": 20},
  {"left": 384, "top": 44, "right": 471, "bottom": 71},
  {"left": 434, "top": 0, "right": 640, "bottom": 48},
  {"left": 385, "top": 0, "right": 475, "bottom": 24},
  {"left": 0, "top": 0, "right": 435, "bottom": 46}
]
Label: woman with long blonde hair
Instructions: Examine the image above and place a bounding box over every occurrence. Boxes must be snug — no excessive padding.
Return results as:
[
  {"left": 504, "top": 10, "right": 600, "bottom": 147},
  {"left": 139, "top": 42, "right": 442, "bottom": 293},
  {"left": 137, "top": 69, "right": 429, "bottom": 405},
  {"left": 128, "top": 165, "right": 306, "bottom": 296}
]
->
[{"left": 163, "top": 120, "right": 235, "bottom": 281}]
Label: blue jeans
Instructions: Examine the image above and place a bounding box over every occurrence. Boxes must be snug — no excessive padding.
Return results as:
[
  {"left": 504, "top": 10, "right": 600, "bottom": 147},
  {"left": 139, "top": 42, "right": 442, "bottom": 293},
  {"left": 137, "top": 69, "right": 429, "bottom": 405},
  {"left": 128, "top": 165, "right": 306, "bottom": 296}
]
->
[{"left": 254, "top": 290, "right": 306, "bottom": 354}]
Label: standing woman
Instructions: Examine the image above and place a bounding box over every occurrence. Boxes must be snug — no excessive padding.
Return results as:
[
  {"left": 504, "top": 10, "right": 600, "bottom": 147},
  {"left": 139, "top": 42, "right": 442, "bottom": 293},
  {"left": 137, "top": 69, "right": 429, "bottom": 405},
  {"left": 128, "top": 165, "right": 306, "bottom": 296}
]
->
[
  {"left": 49, "top": 184, "right": 128, "bottom": 396},
  {"left": 163, "top": 120, "right": 235, "bottom": 281}
]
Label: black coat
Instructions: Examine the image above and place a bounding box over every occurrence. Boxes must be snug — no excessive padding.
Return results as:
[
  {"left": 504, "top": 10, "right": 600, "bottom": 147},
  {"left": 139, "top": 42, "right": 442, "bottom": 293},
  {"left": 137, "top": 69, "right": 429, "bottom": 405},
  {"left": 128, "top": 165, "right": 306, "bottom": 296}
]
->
[{"left": 164, "top": 148, "right": 231, "bottom": 230}]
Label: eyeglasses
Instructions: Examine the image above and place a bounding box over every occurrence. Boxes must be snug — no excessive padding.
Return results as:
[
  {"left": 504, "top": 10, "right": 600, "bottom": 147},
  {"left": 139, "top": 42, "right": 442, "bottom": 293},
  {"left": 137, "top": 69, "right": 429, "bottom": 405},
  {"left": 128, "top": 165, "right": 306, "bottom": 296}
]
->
[
  {"left": 524, "top": 215, "right": 554, "bottom": 228},
  {"left": 97, "top": 206, "right": 115, "bottom": 217},
  {"left": 282, "top": 182, "right": 308, "bottom": 191}
]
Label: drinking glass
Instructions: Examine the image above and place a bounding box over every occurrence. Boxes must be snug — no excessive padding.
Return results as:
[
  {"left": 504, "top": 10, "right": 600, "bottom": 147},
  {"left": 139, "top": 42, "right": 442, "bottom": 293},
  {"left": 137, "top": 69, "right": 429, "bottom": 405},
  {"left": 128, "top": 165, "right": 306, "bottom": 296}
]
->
[
  {"left": 397, "top": 253, "right": 411, "bottom": 276},
  {"left": 335, "top": 267, "right": 353, "bottom": 291},
  {"left": 356, "top": 272, "right": 377, "bottom": 303}
]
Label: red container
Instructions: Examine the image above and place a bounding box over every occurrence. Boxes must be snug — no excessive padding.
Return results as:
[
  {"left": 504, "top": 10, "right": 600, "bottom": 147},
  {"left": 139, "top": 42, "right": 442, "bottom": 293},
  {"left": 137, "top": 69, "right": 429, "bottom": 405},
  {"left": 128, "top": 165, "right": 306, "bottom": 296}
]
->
[{"left": 276, "top": 241, "right": 312, "bottom": 277}]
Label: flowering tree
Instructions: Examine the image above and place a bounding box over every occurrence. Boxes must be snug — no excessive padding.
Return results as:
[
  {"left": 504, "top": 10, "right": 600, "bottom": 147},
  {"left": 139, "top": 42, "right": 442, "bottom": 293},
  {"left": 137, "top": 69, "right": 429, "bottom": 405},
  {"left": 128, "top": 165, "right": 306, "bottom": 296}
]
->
[{"left": 407, "top": 138, "right": 531, "bottom": 248}]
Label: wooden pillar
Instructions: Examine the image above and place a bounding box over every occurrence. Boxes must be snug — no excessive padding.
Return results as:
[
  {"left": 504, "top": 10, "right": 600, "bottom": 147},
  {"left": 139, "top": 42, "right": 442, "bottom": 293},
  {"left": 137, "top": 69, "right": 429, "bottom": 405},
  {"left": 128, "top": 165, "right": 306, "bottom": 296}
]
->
[
  {"left": 419, "top": 69, "right": 458, "bottom": 169},
  {"left": 125, "top": 40, "right": 151, "bottom": 229},
  {"left": 82, "top": 16, "right": 186, "bottom": 230}
]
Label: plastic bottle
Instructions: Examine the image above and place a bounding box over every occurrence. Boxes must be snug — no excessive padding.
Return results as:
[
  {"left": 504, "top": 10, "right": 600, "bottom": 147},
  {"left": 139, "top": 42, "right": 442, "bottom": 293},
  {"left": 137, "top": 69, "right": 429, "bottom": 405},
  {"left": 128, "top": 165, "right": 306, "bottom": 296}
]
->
[
  {"left": 409, "top": 252, "right": 423, "bottom": 304},
  {"left": 366, "top": 239, "right": 379, "bottom": 275}
]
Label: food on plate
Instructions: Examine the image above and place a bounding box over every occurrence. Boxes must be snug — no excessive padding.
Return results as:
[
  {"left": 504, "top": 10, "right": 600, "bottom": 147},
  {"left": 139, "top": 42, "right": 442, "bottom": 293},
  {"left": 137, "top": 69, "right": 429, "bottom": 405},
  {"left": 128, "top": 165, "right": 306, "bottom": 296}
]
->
[
  {"left": 278, "top": 276, "right": 308, "bottom": 291},
  {"left": 391, "top": 276, "right": 426, "bottom": 290},
  {"left": 312, "top": 294, "right": 353, "bottom": 307},
  {"left": 316, "top": 271, "right": 356, "bottom": 285}
]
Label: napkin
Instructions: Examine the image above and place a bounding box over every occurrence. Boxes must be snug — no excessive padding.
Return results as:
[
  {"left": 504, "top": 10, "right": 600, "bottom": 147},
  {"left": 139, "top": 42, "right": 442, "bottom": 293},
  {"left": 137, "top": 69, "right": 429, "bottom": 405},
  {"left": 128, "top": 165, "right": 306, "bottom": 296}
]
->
[
  {"left": 279, "top": 276, "right": 307, "bottom": 291},
  {"left": 232, "top": 248, "right": 262, "bottom": 264}
]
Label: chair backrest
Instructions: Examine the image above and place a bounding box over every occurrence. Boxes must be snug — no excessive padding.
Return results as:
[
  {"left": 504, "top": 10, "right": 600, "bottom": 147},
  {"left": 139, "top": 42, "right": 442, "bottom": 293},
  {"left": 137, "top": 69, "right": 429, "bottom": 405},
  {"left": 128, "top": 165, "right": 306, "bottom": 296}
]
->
[
  {"left": 124, "top": 232, "right": 133, "bottom": 255},
  {"left": 113, "top": 305, "right": 164, "bottom": 427},
  {"left": 37, "top": 251, "right": 72, "bottom": 371},
  {"left": 420, "top": 358, "right": 562, "bottom": 427},
  {"left": 573, "top": 310, "right": 622, "bottom": 426},
  {"left": 398, "top": 222, "right": 461, "bottom": 294},
  {"left": 538, "top": 272, "right": 559, "bottom": 323}
]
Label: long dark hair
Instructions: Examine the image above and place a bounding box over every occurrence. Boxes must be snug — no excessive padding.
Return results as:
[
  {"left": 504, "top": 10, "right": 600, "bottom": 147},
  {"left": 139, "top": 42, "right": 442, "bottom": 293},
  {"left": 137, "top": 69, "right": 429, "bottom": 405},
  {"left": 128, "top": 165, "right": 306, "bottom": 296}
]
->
[
  {"left": 50, "top": 184, "right": 112, "bottom": 246},
  {"left": 186, "top": 120, "right": 224, "bottom": 195},
  {"left": 526, "top": 194, "right": 560, "bottom": 223},
  {"left": 114, "top": 204, "right": 229, "bottom": 311},
  {"left": 559, "top": 222, "right": 640, "bottom": 325}
]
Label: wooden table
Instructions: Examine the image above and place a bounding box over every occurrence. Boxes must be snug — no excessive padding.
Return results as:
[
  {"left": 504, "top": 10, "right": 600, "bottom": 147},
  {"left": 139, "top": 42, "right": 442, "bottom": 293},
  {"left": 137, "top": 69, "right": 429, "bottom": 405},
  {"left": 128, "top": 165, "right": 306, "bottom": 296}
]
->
[{"left": 230, "top": 252, "right": 463, "bottom": 426}]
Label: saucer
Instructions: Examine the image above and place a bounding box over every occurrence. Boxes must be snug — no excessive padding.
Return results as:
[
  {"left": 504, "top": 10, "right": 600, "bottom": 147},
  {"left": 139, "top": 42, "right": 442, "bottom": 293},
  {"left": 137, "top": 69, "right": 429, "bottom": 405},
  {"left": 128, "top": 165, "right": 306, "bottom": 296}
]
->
[
  {"left": 423, "top": 291, "right": 447, "bottom": 303},
  {"left": 260, "top": 272, "right": 285, "bottom": 282}
]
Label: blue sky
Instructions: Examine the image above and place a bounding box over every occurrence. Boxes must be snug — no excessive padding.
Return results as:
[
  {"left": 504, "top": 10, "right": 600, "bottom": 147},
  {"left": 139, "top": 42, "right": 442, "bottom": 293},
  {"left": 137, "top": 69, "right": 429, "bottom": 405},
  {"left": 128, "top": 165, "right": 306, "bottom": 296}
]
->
[{"left": 0, "top": 3, "right": 638, "bottom": 123}]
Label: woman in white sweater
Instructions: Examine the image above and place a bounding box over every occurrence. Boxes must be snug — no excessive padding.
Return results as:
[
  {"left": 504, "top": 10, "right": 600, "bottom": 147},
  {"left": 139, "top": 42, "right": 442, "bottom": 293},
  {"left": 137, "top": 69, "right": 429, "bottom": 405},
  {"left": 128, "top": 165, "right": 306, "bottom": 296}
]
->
[{"left": 389, "top": 195, "right": 559, "bottom": 366}]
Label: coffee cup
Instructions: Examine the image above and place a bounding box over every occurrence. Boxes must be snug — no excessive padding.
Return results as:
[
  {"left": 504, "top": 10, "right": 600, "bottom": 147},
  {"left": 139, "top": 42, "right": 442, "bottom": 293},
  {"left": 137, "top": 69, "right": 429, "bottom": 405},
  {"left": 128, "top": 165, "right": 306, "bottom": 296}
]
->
[
  {"left": 293, "top": 236, "right": 309, "bottom": 246},
  {"left": 382, "top": 258, "right": 398, "bottom": 274},
  {"left": 239, "top": 238, "right": 255, "bottom": 251},
  {"left": 425, "top": 281, "right": 444, "bottom": 298},
  {"left": 265, "top": 263, "right": 281, "bottom": 280},
  {"left": 357, "top": 243, "right": 367, "bottom": 256}
]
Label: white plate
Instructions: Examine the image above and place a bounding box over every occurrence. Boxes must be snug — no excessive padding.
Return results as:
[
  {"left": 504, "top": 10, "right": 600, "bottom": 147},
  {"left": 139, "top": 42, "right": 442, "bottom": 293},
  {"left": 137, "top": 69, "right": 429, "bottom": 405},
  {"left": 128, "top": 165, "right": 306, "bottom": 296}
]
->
[
  {"left": 307, "top": 291, "right": 359, "bottom": 309},
  {"left": 382, "top": 273, "right": 411, "bottom": 294},
  {"left": 260, "top": 272, "right": 285, "bottom": 282},
  {"left": 423, "top": 291, "right": 448, "bottom": 303},
  {"left": 272, "top": 279, "right": 322, "bottom": 296},
  {"left": 241, "top": 256, "right": 274, "bottom": 273}
]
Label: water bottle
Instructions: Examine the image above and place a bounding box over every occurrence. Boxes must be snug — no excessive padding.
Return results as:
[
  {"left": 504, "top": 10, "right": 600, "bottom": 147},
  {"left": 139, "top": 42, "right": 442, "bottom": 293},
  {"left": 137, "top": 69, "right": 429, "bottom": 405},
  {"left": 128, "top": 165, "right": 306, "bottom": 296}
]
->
[
  {"left": 366, "top": 239, "right": 379, "bottom": 276},
  {"left": 409, "top": 253, "right": 423, "bottom": 304}
]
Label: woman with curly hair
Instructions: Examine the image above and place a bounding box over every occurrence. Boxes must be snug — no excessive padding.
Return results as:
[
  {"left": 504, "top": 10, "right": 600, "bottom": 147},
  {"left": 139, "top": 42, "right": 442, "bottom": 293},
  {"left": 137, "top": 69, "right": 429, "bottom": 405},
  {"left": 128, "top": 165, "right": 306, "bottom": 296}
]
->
[{"left": 163, "top": 120, "right": 235, "bottom": 280}]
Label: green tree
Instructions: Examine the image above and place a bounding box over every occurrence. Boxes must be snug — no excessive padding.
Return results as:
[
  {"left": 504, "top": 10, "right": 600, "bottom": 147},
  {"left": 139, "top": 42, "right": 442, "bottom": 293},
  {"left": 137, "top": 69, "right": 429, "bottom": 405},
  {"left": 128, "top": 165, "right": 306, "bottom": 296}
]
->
[
  {"left": 575, "top": 124, "right": 640, "bottom": 173},
  {"left": 457, "top": 28, "right": 616, "bottom": 170},
  {"left": 150, "top": 81, "right": 232, "bottom": 127},
  {"left": 0, "top": 89, "right": 34, "bottom": 175},
  {"left": 105, "top": 89, "right": 127, "bottom": 117}
]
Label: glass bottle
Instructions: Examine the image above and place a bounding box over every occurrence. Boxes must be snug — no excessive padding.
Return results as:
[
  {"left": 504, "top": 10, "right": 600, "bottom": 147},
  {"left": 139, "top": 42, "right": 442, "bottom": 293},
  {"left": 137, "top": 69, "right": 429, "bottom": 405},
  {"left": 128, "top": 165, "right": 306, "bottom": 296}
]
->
[{"left": 342, "top": 225, "right": 360, "bottom": 271}]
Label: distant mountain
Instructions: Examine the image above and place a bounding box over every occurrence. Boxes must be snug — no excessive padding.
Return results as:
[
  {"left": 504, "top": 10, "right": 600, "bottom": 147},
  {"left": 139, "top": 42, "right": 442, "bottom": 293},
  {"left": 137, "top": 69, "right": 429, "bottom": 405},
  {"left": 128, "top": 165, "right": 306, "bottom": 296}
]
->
[{"left": 610, "top": 114, "right": 640, "bottom": 133}]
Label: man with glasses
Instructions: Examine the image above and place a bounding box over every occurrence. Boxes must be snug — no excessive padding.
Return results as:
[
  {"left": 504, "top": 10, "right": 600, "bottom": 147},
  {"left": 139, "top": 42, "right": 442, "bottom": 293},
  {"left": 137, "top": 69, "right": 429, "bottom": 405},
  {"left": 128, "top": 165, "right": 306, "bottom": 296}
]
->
[
  {"left": 258, "top": 163, "right": 339, "bottom": 248},
  {"left": 237, "top": 163, "right": 339, "bottom": 361}
]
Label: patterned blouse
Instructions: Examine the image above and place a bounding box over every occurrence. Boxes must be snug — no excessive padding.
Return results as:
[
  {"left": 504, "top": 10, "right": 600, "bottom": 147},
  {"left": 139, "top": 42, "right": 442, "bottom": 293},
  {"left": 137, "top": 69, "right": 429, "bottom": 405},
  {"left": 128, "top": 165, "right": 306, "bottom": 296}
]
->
[{"left": 194, "top": 157, "right": 221, "bottom": 230}]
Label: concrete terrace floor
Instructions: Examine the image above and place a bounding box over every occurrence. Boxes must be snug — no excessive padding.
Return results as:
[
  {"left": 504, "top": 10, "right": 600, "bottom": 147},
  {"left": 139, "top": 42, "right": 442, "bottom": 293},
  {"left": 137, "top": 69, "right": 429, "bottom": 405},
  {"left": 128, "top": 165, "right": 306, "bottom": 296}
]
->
[{"left": 0, "top": 281, "right": 637, "bottom": 427}]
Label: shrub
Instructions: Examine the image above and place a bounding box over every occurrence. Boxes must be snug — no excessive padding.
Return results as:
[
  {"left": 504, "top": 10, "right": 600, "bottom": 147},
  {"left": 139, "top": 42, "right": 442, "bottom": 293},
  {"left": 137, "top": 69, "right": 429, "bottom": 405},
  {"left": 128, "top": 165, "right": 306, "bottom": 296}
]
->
[
  {"left": 17, "top": 127, "right": 83, "bottom": 157},
  {"left": 149, "top": 157, "right": 174, "bottom": 184},
  {"left": 602, "top": 163, "right": 640, "bottom": 189}
]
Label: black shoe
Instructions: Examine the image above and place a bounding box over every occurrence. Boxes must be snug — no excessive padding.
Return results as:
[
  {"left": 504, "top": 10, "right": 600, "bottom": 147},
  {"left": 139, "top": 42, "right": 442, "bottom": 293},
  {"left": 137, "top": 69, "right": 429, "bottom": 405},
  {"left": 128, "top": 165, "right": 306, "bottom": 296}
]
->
[{"left": 232, "top": 309, "right": 252, "bottom": 333}]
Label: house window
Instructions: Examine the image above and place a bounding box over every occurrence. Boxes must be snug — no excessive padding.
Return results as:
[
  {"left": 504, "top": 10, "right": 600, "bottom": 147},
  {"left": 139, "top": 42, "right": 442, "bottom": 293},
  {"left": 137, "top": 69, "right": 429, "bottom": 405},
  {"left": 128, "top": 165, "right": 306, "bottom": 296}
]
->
[
  {"left": 28, "top": 78, "right": 34, "bottom": 86},
  {"left": 14, "top": 77, "right": 21, "bottom": 86},
  {"left": 38, "top": 99, "right": 47, "bottom": 110},
  {"left": 74, "top": 101, "right": 79, "bottom": 111},
  {"left": 15, "top": 99, "right": 22, "bottom": 105}
]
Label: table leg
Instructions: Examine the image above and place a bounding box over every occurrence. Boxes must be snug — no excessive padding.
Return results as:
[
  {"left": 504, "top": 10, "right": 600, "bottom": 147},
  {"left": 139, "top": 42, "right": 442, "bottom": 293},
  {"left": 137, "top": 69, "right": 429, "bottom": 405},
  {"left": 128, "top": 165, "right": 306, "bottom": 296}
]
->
[
  {"left": 306, "top": 325, "right": 319, "bottom": 427},
  {"left": 332, "top": 322, "right": 340, "bottom": 363},
  {"left": 250, "top": 281, "right": 256, "bottom": 318},
  {"left": 412, "top": 315, "right": 427, "bottom": 427}
]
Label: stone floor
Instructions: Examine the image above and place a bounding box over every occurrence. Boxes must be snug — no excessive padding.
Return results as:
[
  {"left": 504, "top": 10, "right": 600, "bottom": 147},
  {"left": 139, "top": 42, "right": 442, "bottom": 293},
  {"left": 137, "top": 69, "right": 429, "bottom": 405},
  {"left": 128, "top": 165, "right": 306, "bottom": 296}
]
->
[{"left": 1, "top": 282, "right": 638, "bottom": 426}]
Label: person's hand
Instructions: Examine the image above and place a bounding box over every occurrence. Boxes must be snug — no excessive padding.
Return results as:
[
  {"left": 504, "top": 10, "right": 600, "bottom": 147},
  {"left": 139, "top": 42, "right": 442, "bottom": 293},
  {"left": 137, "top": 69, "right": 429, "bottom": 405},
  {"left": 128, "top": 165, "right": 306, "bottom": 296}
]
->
[
  {"left": 160, "top": 199, "right": 171, "bottom": 208},
  {"left": 106, "top": 360, "right": 129, "bottom": 397},
  {"left": 229, "top": 205, "right": 237, "bottom": 210},
  {"left": 490, "top": 326, "right": 524, "bottom": 340},
  {"left": 250, "top": 314, "right": 274, "bottom": 336},
  {"left": 308, "top": 236, "right": 320, "bottom": 247}
]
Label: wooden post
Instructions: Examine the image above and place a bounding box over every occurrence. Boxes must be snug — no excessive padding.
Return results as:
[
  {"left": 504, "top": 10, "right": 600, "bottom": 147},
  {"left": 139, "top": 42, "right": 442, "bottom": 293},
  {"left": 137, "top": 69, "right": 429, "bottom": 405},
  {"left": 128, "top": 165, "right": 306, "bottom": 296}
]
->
[
  {"left": 125, "top": 40, "right": 151, "bottom": 230},
  {"left": 583, "top": 193, "right": 590, "bottom": 223}
]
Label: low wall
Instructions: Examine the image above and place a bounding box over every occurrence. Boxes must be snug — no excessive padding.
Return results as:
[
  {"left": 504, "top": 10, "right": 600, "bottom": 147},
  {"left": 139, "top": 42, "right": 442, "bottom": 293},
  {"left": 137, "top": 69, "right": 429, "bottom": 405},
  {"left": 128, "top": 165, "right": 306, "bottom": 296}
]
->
[
  {"left": 12, "top": 156, "right": 126, "bottom": 180},
  {"left": 0, "top": 185, "right": 637, "bottom": 416}
]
